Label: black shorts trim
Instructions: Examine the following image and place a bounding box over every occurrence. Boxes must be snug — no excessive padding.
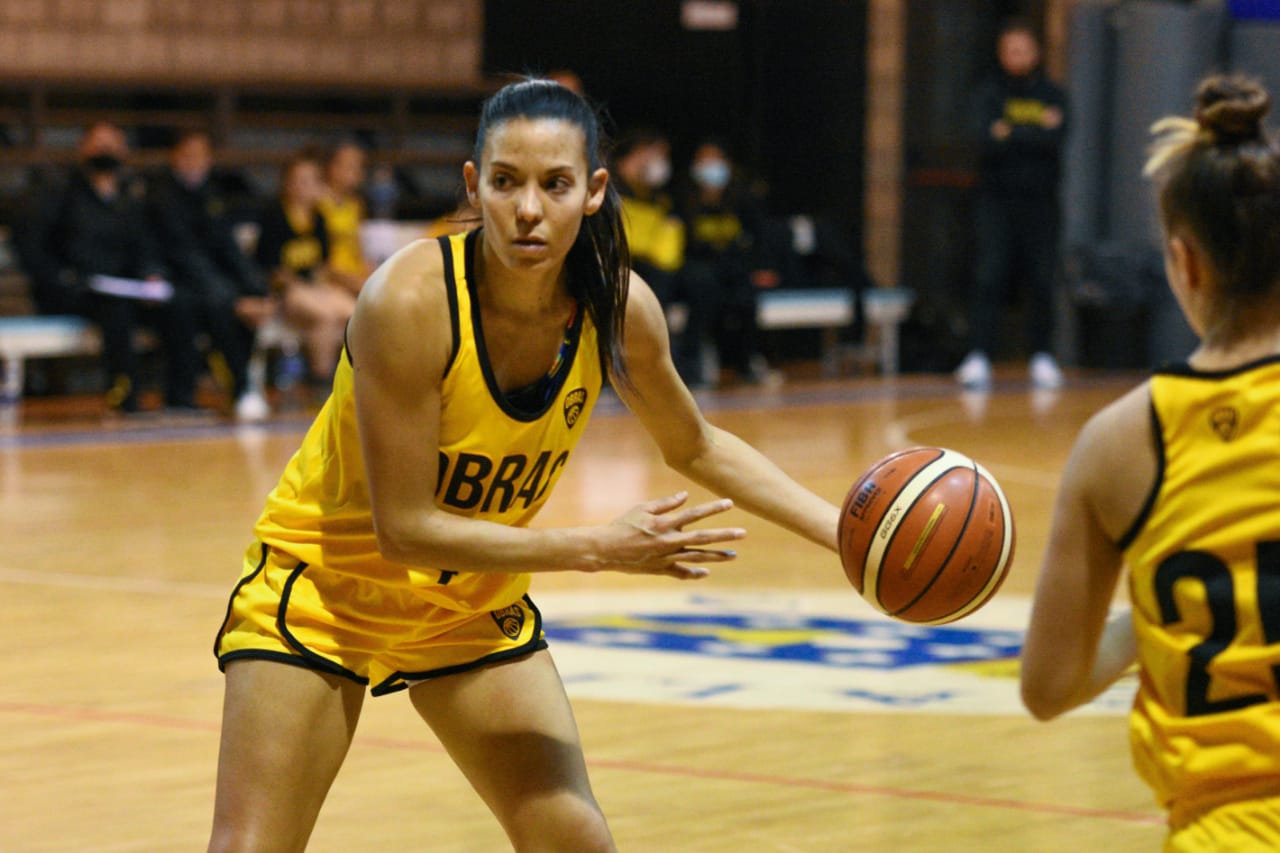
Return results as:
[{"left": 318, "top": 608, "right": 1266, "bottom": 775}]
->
[
  {"left": 369, "top": 594, "right": 548, "bottom": 697},
  {"left": 213, "top": 542, "right": 270, "bottom": 659},
  {"left": 217, "top": 648, "right": 370, "bottom": 687},
  {"left": 273, "top": 558, "right": 369, "bottom": 686}
]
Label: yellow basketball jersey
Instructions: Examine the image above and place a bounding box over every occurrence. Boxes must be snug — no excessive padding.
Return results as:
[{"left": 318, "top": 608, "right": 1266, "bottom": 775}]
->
[
  {"left": 1120, "top": 357, "right": 1280, "bottom": 826},
  {"left": 252, "top": 230, "right": 603, "bottom": 613},
  {"left": 318, "top": 194, "right": 367, "bottom": 279}
]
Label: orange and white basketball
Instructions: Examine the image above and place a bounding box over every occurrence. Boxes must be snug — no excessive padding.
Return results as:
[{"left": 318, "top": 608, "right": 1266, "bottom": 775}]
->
[{"left": 838, "top": 446, "right": 1015, "bottom": 625}]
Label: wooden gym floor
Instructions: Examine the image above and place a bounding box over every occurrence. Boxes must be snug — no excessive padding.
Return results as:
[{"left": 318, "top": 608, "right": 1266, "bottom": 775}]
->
[{"left": 0, "top": 366, "right": 1168, "bottom": 852}]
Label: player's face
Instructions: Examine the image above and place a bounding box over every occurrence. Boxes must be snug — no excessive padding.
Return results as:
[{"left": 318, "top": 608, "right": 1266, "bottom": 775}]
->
[{"left": 465, "top": 117, "right": 607, "bottom": 271}]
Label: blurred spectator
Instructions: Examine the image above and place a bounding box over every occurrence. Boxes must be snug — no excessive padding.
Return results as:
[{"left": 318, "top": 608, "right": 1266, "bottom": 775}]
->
[
  {"left": 366, "top": 162, "right": 401, "bottom": 220},
  {"left": 955, "top": 17, "right": 1067, "bottom": 390},
  {"left": 148, "top": 130, "right": 274, "bottom": 420},
  {"left": 13, "top": 121, "right": 201, "bottom": 413},
  {"left": 319, "top": 140, "right": 372, "bottom": 293},
  {"left": 612, "top": 130, "right": 689, "bottom": 374},
  {"left": 677, "top": 139, "right": 778, "bottom": 386},
  {"left": 254, "top": 149, "right": 354, "bottom": 388},
  {"left": 547, "top": 68, "right": 585, "bottom": 95}
]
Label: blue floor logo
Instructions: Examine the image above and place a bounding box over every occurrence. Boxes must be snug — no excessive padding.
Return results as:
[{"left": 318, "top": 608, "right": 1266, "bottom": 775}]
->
[{"left": 538, "top": 590, "right": 1134, "bottom": 716}]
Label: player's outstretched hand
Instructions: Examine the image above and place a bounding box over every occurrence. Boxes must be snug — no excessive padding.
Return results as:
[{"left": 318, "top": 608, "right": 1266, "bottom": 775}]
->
[{"left": 592, "top": 491, "right": 746, "bottom": 579}]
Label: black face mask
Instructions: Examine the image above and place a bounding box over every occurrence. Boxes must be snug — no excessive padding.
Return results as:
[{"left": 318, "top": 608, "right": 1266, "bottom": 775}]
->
[{"left": 85, "top": 154, "right": 123, "bottom": 174}]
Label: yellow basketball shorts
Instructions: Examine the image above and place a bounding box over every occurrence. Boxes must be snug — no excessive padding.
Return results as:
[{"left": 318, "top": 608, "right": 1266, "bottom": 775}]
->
[
  {"left": 1166, "top": 796, "right": 1280, "bottom": 853},
  {"left": 214, "top": 542, "right": 546, "bottom": 696}
]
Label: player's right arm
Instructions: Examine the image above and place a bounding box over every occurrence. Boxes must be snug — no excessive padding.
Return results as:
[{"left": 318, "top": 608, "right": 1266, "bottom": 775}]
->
[
  {"left": 1020, "top": 383, "right": 1150, "bottom": 720},
  {"left": 348, "top": 240, "right": 742, "bottom": 579}
]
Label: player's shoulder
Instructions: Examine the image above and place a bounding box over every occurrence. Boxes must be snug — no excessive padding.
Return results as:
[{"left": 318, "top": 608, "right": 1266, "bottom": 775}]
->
[
  {"left": 359, "top": 236, "right": 450, "bottom": 317},
  {"left": 623, "top": 268, "right": 663, "bottom": 317},
  {"left": 1073, "top": 381, "right": 1154, "bottom": 480}
]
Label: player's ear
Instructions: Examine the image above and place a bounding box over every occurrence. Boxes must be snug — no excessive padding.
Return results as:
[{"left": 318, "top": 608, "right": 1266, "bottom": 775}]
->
[
  {"left": 584, "top": 168, "right": 609, "bottom": 216},
  {"left": 463, "top": 161, "right": 480, "bottom": 208},
  {"left": 1171, "top": 232, "right": 1210, "bottom": 295}
]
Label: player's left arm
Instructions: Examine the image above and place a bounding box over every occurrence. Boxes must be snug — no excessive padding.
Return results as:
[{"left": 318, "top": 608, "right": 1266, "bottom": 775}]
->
[
  {"left": 1020, "top": 389, "right": 1147, "bottom": 720},
  {"left": 612, "top": 273, "right": 840, "bottom": 552}
]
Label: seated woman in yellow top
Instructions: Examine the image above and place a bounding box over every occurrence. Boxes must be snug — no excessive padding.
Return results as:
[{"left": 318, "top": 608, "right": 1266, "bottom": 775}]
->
[
  {"left": 255, "top": 149, "right": 355, "bottom": 386},
  {"left": 318, "top": 140, "right": 371, "bottom": 294}
]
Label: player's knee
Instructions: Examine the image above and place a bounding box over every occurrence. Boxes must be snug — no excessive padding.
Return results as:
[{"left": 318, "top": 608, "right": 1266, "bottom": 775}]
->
[{"left": 504, "top": 795, "right": 615, "bottom": 853}]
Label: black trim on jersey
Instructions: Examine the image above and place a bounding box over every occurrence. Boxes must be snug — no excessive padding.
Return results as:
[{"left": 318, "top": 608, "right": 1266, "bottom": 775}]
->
[
  {"left": 1155, "top": 353, "right": 1280, "bottom": 380},
  {"left": 273, "top": 559, "right": 370, "bottom": 686},
  {"left": 342, "top": 320, "right": 353, "bottom": 367},
  {"left": 438, "top": 233, "right": 464, "bottom": 379},
  {"left": 462, "top": 229, "right": 585, "bottom": 422},
  {"left": 368, "top": 595, "right": 547, "bottom": 696},
  {"left": 213, "top": 542, "right": 270, "bottom": 659},
  {"left": 1117, "top": 400, "right": 1166, "bottom": 551}
]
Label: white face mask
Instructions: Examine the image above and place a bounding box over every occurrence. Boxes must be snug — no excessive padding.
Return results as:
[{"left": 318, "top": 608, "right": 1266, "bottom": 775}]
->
[
  {"left": 643, "top": 156, "right": 671, "bottom": 188},
  {"left": 692, "top": 159, "right": 730, "bottom": 190}
]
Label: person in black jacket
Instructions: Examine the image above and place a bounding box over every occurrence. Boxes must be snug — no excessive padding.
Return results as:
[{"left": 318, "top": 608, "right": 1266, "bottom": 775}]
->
[
  {"left": 148, "top": 131, "right": 274, "bottom": 420},
  {"left": 955, "top": 18, "right": 1067, "bottom": 391},
  {"left": 677, "top": 139, "right": 779, "bottom": 387},
  {"left": 14, "top": 122, "right": 201, "bottom": 413}
]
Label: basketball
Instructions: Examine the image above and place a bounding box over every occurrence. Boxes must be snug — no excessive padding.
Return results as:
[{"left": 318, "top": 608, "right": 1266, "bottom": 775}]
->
[{"left": 838, "top": 446, "right": 1015, "bottom": 625}]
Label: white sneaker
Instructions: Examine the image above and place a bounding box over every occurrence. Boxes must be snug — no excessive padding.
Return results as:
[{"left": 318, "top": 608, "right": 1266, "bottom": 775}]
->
[
  {"left": 1029, "top": 352, "right": 1064, "bottom": 390},
  {"left": 235, "top": 390, "right": 271, "bottom": 422},
  {"left": 954, "top": 350, "right": 992, "bottom": 389}
]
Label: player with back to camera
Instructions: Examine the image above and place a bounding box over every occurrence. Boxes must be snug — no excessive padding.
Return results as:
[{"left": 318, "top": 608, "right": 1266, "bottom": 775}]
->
[
  {"left": 208, "top": 78, "right": 842, "bottom": 853},
  {"left": 1020, "top": 74, "right": 1280, "bottom": 851}
]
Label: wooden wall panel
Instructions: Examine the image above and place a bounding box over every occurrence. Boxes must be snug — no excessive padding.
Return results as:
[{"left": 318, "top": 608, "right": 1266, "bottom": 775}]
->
[{"left": 0, "top": 0, "right": 481, "bottom": 89}]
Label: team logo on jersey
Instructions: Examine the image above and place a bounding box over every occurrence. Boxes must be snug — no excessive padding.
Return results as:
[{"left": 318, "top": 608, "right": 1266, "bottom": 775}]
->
[
  {"left": 564, "top": 387, "right": 588, "bottom": 428},
  {"left": 1210, "top": 407, "right": 1238, "bottom": 441},
  {"left": 491, "top": 603, "right": 526, "bottom": 639}
]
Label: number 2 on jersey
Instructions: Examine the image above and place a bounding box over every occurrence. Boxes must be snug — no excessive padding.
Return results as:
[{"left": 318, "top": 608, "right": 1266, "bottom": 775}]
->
[{"left": 1154, "top": 541, "right": 1280, "bottom": 716}]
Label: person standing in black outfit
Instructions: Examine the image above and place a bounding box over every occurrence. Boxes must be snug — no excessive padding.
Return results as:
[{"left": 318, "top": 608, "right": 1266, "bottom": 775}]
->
[
  {"left": 148, "top": 131, "right": 274, "bottom": 420},
  {"left": 14, "top": 122, "right": 201, "bottom": 413},
  {"left": 955, "top": 18, "right": 1067, "bottom": 391}
]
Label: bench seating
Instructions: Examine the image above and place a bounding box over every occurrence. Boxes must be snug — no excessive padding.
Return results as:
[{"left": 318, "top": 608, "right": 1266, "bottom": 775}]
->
[
  {"left": 756, "top": 287, "right": 914, "bottom": 376},
  {"left": 0, "top": 315, "right": 100, "bottom": 402}
]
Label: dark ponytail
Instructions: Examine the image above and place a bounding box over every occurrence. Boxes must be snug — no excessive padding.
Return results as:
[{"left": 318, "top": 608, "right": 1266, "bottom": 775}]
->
[{"left": 474, "top": 79, "right": 632, "bottom": 385}]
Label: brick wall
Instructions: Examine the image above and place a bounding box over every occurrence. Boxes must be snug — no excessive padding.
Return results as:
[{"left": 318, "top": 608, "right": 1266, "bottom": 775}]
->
[
  {"left": 0, "top": 0, "right": 480, "bottom": 88},
  {"left": 863, "top": 0, "right": 905, "bottom": 290}
]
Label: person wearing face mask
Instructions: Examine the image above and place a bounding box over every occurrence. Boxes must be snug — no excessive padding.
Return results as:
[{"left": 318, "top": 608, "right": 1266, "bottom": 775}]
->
[
  {"left": 676, "top": 140, "right": 779, "bottom": 387},
  {"left": 611, "top": 130, "right": 695, "bottom": 380},
  {"left": 147, "top": 130, "right": 275, "bottom": 420},
  {"left": 13, "top": 121, "right": 202, "bottom": 414}
]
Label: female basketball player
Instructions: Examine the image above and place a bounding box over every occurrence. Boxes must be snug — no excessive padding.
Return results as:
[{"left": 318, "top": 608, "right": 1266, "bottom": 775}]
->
[
  {"left": 1021, "top": 75, "right": 1280, "bottom": 850},
  {"left": 209, "top": 79, "right": 841, "bottom": 852}
]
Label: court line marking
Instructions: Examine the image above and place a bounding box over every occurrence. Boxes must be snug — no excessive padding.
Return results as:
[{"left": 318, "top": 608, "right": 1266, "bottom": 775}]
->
[
  {"left": 1, "top": 567, "right": 1160, "bottom": 825},
  {"left": 0, "top": 565, "right": 227, "bottom": 597},
  {"left": 0, "top": 700, "right": 1164, "bottom": 826}
]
